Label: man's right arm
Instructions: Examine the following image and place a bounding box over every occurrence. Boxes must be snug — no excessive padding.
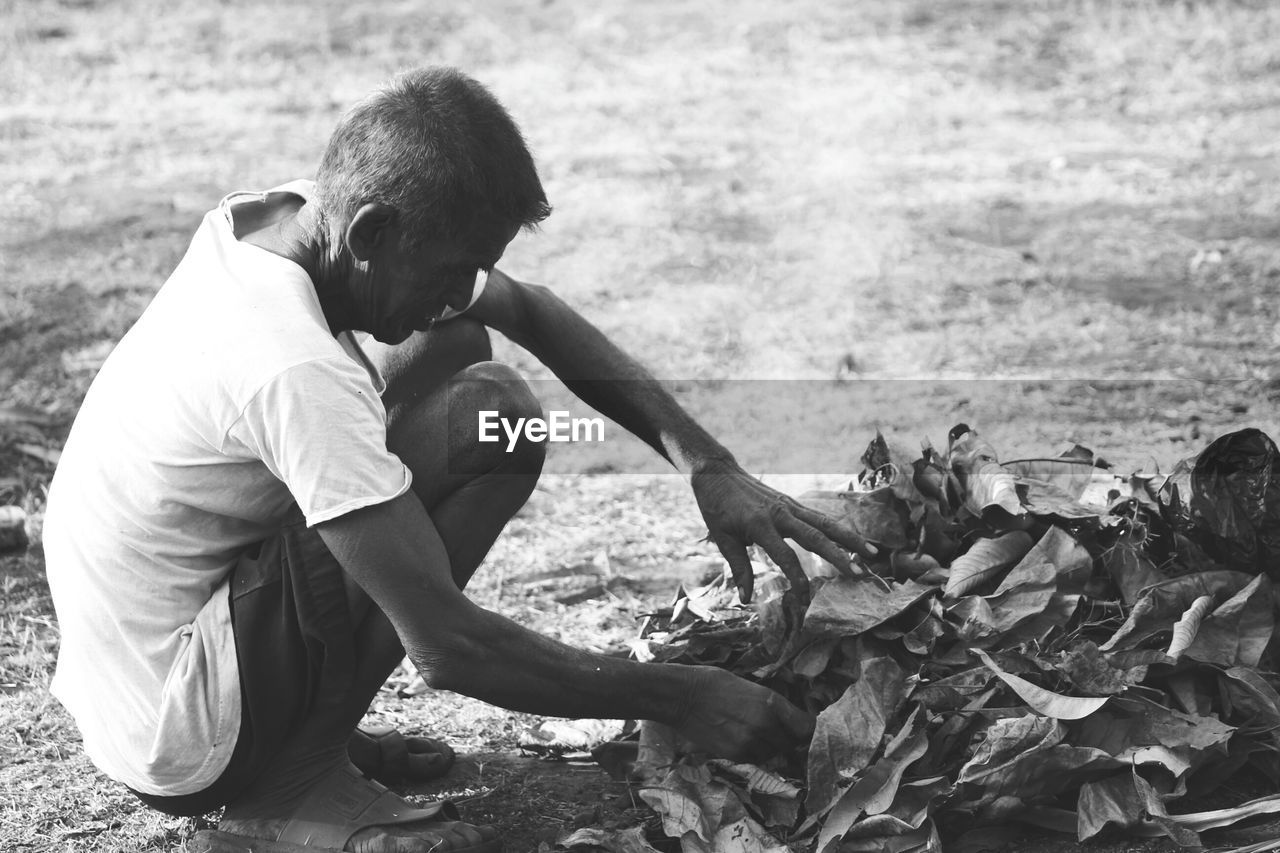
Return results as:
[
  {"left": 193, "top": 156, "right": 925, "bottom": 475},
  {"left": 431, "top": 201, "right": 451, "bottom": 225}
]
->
[{"left": 314, "top": 491, "right": 813, "bottom": 763}]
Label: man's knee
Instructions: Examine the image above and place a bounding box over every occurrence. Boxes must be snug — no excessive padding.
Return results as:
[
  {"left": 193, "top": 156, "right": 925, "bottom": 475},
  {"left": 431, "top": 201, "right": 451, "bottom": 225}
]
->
[
  {"left": 379, "top": 318, "right": 493, "bottom": 416},
  {"left": 450, "top": 361, "right": 546, "bottom": 475}
]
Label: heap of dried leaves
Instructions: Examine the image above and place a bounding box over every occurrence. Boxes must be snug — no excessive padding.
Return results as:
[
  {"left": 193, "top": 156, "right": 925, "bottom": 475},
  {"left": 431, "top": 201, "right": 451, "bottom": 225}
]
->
[{"left": 603, "top": 426, "right": 1280, "bottom": 853}]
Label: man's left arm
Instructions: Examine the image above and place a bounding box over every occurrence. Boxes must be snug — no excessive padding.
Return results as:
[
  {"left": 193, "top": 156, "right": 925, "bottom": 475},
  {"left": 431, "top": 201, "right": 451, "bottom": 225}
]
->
[{"left": 466, "top": 269, "right": 875, "bottom": 602}]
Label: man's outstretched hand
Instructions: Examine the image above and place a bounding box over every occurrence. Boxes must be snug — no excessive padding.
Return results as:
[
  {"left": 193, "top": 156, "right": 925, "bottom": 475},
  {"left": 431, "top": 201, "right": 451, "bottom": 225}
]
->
[
  {"left": 691, "top": 457, "right": 876, "bottom": 603},
  {"left": 673, "top": 666, "right": 815, "bottom": 764}
]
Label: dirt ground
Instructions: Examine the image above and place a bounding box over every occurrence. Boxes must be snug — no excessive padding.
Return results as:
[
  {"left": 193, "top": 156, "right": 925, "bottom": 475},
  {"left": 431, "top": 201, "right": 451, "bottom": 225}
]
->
[{"left": 3, "top": 0, "right": 1280, "bottom": 851}]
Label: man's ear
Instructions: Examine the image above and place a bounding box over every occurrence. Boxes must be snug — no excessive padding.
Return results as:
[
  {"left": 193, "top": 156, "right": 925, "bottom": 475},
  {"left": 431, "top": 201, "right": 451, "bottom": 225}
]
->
[{"left": 345, "top": 203, "right": 398, "bottom": 262}]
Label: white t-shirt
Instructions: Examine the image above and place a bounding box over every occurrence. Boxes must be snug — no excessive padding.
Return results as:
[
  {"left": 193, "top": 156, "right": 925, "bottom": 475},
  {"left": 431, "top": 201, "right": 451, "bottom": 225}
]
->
[{"left": 44, "top": 182, "right": 481, "bottom": 796}]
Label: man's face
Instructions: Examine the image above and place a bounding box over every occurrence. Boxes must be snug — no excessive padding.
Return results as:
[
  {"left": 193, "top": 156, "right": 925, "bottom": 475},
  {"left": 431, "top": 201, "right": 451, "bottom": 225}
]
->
[{"left": 358, "top": 222, "right": 516, "bottom": 345}]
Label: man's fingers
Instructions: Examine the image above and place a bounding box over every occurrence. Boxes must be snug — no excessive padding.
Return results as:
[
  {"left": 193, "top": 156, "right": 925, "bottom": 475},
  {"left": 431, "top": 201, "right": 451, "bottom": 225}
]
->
[
  {"left": 783, "top": 518, "right": 855, "bottom": 579},
  {"left": 792, "top": 502, "right": 878, "bottom": 560},
  {"left": 757, "top": 530, "right": 810, "bottom": 601},
  {"left": 712, "top": 532, "right": 755, "bottom": 603}
]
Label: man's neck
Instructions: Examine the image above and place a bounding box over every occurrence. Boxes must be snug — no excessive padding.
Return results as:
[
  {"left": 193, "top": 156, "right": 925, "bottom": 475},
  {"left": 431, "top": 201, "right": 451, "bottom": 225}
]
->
[{"left": 236, "top": 196, "right": 355, "bottom": 335}]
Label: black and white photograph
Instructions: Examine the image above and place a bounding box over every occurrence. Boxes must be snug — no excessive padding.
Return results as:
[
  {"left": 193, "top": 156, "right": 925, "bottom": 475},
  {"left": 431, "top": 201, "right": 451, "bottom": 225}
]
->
[{"left": 3, "top": 2, "right": 1280, "bottom": 852}]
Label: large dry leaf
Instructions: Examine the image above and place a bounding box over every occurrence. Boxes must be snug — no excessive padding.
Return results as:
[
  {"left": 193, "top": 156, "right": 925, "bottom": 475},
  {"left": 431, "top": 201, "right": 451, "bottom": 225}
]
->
[
  {"left": 1017, "top": 478, "right": 1113, "bottom": 522},
  {"left": 974, "top": 650, "right": 1109, "bottom": 719},
  {"left": 1077, "top": 770, "right": 1201, "bottom": 846},
  {"left": 958, "top": 715, "right": 1062, "bottom": 782},
  {"left": 652, "top": 765, "right": 725, "bottom": 840},
  {"left": 997, "top": 526, "right": 1091, "bottom": 593},
  {"left": 818, "top": 710, "right": 930, "bottom": 852},
  {"left": 806, "top": 657, "right": 908, "bottom": 815},
  {"left": 947, "top": 576, "right": 1058, "bottom": 646},
  {"left": 958, "top": 715, "right": 1122, "bottom": 806},
  {"left": 803, "top": 577, "right": 938, "bottom": 639},
  {"left": 1099, "top": 571, "right": 1254, "bottom": 651},
  {"left": 641, "top": 763, "right": 761, "bottom": 853},
  {"left": 947, "top": 426, "right": 1026, "bottom": 522},
  {"left": 640, "top": 784, "right": 712, "bottom": 845},
  {"left": 970, "top": 558, "right": 1058, "bottom": 639},
  {"left": 1170, "top": 792, "right": 1280, "bottom": 832},
  {"left": 1088, "top": 697, "right": 1236, "bottom": 754},
  {"left": 1185, "top": 573, "right": 1274, "bottom": 667},
  {"left": 798, "top": 488, "right": 911, "bottom": 551},
  {"left": 943, "top": 531, "right": 1035, "bottom": 599},
  {"left": 1007, "top": 456, "right": 1097, "bottom": 499},
  {"left": 997, "top": 592, "right": 1080, "bottom": 648},
  {"left": 835, "top": 824, "right": 941, "bottom": 853},
  {"left": 1220, "top": 667, "right": 1280, "bottom": 732}
]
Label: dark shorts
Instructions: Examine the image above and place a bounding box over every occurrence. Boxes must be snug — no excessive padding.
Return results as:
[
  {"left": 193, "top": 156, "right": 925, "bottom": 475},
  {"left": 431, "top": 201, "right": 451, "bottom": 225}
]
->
[{"left": 131, "top": 515, "right": 359, "bottom": 817}]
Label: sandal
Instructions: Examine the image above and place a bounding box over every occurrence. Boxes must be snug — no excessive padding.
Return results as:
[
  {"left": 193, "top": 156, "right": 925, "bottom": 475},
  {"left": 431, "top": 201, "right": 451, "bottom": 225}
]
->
[
  {"left": 187, "top": 765, "right": 500, "bottom": 852},
  {"left": 348, "top": 724, "right": 456, "bottom": 785}
]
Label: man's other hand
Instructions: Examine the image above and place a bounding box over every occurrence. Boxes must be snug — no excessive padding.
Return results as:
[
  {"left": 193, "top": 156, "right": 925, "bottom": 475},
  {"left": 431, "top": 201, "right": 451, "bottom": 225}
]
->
[
  {"left": 673, "top": 666, "right": 814, "bottom": 764},
  {"left": 691, "top": 458, "right": 876, "bottom": 603}
]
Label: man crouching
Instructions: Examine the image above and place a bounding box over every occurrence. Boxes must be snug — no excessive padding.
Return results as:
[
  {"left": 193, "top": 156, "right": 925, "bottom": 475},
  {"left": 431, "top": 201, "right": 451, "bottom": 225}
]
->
[{"left": 43, "top": 66, "right": 869, "bottom": 853}]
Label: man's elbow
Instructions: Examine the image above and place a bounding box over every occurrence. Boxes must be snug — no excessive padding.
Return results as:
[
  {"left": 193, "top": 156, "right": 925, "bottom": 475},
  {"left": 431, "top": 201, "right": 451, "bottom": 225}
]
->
[{"left": 407, "top": 643, "right": 478, "bottom": 693}]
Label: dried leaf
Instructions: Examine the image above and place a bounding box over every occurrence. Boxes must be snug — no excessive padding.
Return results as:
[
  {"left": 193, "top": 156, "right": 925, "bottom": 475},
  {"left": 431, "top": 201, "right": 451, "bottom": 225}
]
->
[
  {"left": 1007, "top": 456, "right": 1097, "bottom": 499},
  {"left": 1185, "top": 573, "right": 1274, "bottom": 667},
  {"left": 947, "top": 425, "right": 1026, "bottom": 522},
  {"left": 1165, "top": 595, "right": 1214, "bottom": 661},
  {"left": 998, "top": 526, "right": 1091, "bottom": 594},
  {"left": 817, "top": 709, "right": 930, "bottom": 852},
  {"left": 641, "top": 763, "right": 747, "bottom": 849},
  {"left": 943, "top": 531, "right": 1035, "bottom": 599},
  {"left": 859, "top": 432, "right": 931, "bottom": 507},
  {"left": 807, "top": 657, "right": 907, "bottom": 815},
  {"left": 1017, "top": 478, "right": 1111, "bottom": 522},
  {"left": 1091, "top": 697, "right": 1236, "bottom": 754},
  {"left": 798, "top": 488, "right": 911, "bottom": 551},
  {"left": 1056, "top": 642, "right": 1149, "bottom": 695},
  {"left": 1099, "top": 570, "right": 1254, "bottom": 651},
  {"left": 557, "top": 827, "right": 662, "bottom": 853},
  {"left": 707, "top": 761, "right": 800, "bottom": 799},
  {"left": 974, "top": 649, "right": 1109, "bottom": 719},
  {"left": 958, "top": 715, "right": 1062, "bottom": 782},
  {"left": 640, "top": 784, "right": 711, "bottom": 844},
  {"left": 1220, "top": 667, "right": 1280, "bottom": 732},
  {"left": 791, "top": 639, "right": 838, "bottom": 679},
  {"left": 803, "top": 577, "right": 937, "bottom": 639},
  {"left": 1170, "top": 792, "right": 1280, "bottom": 832},
  {"left": 957, "top": 715, "right": 1122, "bottom": 806},
  {"left": 997, "top": 592, "right": 1080, "bottom": 648},
  {"left": 1077, "top": 770, "right": 1201, "bottom": 846},
  {"left": 708, "top": 817, "right": 788, "bottom": 853},
  {"left": 521, "top": 719, "right": 629, "bottom": 757},
  {"left": 835, "top": 824, "right": 940, "bottom": 853}
]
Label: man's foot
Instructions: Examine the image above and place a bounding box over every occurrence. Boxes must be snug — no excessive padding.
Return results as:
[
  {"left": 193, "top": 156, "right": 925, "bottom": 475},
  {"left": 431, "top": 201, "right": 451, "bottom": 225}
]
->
[
  {"left": 191, "top": 764, "right": 499, "bottom": 853},
  {"left": 348, "top": 725, "right": 455, "bottom": 785}
]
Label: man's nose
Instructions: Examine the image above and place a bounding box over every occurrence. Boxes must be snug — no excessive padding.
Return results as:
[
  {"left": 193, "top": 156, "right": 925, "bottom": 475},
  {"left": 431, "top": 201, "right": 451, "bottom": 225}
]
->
[{"left": 446, "top": 271, "right": 484, "bottom": 310}]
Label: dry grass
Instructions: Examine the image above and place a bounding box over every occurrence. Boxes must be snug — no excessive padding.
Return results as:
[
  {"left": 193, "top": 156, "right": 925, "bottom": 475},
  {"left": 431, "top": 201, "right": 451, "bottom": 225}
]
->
[{"left": 3, "top": 0, "right": 1280, "bottom": 850}]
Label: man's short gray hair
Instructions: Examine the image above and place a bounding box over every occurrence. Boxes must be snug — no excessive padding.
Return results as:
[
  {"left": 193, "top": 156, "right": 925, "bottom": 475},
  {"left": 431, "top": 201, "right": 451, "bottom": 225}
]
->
[{"left": 316, "top": 66, "right": 551, "bottom": 249}]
